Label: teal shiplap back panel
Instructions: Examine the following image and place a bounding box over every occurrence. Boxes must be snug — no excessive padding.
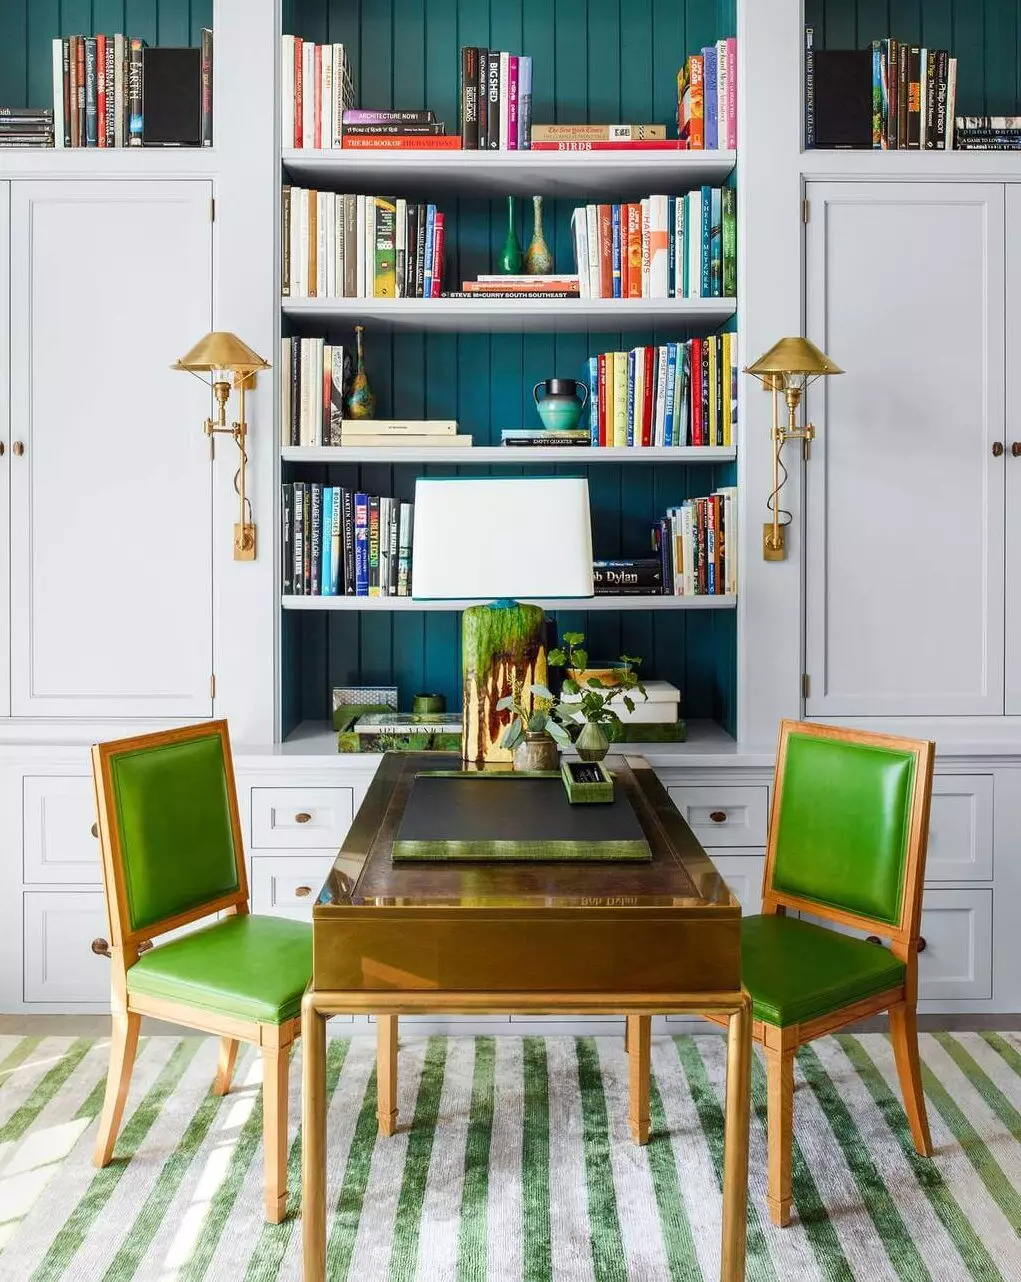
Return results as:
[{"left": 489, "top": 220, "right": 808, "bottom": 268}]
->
[
  {"left": 0, "top": 0, "right": 214, "bottom": 107},
  {"left": 281, "top": 0, "right": 739, "bottom": 741},
  {"left": 803, "top": 0, "right": 1021, "bottom": 116}
]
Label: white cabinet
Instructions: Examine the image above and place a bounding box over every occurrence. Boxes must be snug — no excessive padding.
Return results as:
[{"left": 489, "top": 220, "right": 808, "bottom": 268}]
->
[
  {"left": 0, "top": 183, "right": 9, "bottom": 718},
  {"left": 23, "top": 891, "right": 110, "bottom": 1004},
  {"left": 250, "top": 786, "right": 353, "bottom": 848},
  {"left": 805, "top": 182, "right": 1006, "bottom": 716},
  {"left": 7, "top": 180, "right": 214, "bottom": 719},
  {"left": 926, "top": 775, "right": 994, "bottom": 882},
  {"left": 666, "top": 784, "right": 769, "bottom": 847},
  {"left": 22, "top": 775, "right": 99, "bottom": 884},
  {"left": 1005, "top": 186, "right": 1021, "bottom": 713},
  {"left": 250, "top": 853, "right": 361, "bottom": 921},
  {"left": 918, "top": 890, "right": 993, "bottom": 1002}
]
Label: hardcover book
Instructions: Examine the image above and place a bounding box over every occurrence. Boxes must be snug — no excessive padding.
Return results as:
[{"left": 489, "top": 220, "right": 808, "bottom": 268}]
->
[{"left": 811, "top": 49, "right": 872, "bottom": 148}]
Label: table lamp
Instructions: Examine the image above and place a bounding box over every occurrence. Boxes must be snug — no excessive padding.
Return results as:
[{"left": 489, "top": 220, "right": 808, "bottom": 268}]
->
[{"left": 413, "top": 476, "right": 594, "bottom": 764}]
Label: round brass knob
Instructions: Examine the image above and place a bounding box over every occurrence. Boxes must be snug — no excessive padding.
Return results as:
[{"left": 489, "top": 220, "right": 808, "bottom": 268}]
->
[
  {"left": 90, "top": 822, "right": 98, "bottom": 838},
  {"left": 12, "top": 441, "right": 24, "bottom": 457},
  {"left": 294, "top": 812, "right": 312, "bottom": 824},
  {"left": 91, "top": 938, "right": 111, "bottom": 958},
  {"left": 1012, "top": 443, "right": 1021, "bottom": 458},
  {"left": 993, "top": 441, "right": 1005, "bottom": 457},
  {"left": 709, "top": 811, "right": 727, "bottom": 823},
  {"left": 294, "top": 885, "right": 312, "bottom": 898},
  {"left": 917, "top": 936, "right": 927, "bottom": 953}
]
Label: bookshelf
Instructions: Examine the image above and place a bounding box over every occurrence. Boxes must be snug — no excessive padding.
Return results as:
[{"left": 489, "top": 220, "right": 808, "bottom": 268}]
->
[
  {"left": 282, "top": 594, "right": 737, "bottom": 613},
  {"left": 283, "top": 445, "right": 737, "bottom": 463}
]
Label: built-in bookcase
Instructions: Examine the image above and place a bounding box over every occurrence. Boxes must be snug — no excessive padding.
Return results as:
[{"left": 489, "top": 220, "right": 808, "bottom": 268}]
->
[{"left": 280, "top": 0, "right": 741, "bottom": 743}]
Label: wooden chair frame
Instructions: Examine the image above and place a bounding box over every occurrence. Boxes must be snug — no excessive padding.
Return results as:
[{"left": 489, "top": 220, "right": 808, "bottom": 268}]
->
[
  {"left": 688, "top": 720, "right": 934, "bottom": 1227},
  {"left": 90, "top": 720, "right": 297, "bottom": 1223}
]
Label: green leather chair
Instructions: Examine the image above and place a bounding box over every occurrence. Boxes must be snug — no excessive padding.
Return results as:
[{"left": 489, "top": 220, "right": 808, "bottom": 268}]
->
[
  {"left": 742, "top": 720, "right": 935, "bottom": 1227},
  {"left": 90, "top": 720, "right": 312, "bottom": 1223}
]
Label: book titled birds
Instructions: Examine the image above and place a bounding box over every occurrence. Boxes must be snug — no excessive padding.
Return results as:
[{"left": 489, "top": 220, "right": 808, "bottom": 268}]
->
[
  {"left": 570, "top": 189, "right": 736, "bottom": 300},
  {"left": 282, "top": 190, "right": 445, "bottom": 299},
  {"left": 283, "top": 485, "right": 414, "bottom": 598}
]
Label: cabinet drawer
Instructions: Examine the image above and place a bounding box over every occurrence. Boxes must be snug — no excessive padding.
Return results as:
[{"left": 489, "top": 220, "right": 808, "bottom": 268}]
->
[
  {"left": 667, "top": 785, "right": 768, "bottom": 847},
  {"left": 250, "top": 788, "right": 353, "bottom": 849},
  {"left": 917, "top": 889, "right": 992, "bottom": 1001},
  {"left": 24, "top": 891, "right": 109, "bottom": 1003},
  {"left": 926, "top": 775, "right": 993, "bottom": 881},
  {"left": 709, "top": 853, "right": 765, "bottom": 913},
  {"left": 250, "top": 853, "right": 359, "bottom": 921},
  {"left": 23, "top": 775, "right": 100, "bottom": 884}
]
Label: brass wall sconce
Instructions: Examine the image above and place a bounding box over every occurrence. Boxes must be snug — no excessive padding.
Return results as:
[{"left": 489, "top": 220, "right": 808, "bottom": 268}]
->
[
  {"left": 173, "top": 332, "right": 270, "bottom": 561},
  {"left": 745, "top": 337, "right": 843, "bottom": 561}
]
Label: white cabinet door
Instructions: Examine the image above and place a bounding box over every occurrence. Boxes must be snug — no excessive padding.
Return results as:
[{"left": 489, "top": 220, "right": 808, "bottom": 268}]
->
[
  {"left": 9, "top": 180, "right": 214, "bottom": 718},
  {"left": 0, "top": 183, "right": 8, "bottom": 717},
  {"left": 805, "top": 182, "right": 1005, "bottom": 715},
  {"left": 1005, "top": 186, "right": 1021, "bottom": 712}
]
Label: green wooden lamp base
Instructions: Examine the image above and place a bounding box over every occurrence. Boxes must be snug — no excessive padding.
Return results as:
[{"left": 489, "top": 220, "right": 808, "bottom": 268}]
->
[{"left": 462, "top": 600, "right": 547, "bottom": 764}]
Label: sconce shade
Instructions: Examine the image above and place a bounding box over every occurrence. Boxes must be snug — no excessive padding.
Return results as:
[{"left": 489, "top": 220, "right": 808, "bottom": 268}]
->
[
  {"left": 172, "top": 331, "right": 270, "bottom": 376},
  {"left": 745, "top": 336, "right": 843, "bottom": 379}
]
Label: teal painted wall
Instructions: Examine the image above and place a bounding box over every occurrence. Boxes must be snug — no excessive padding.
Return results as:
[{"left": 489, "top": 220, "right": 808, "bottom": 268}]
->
[
  {"left": 0, "top": 1, "right": 213, "bottom": 109},
  {"left": 283, "top": 0, "right": 740, "bottom": 737},
  {"left": 804, "top": 0, "right": 1021, "bottom": 116}
]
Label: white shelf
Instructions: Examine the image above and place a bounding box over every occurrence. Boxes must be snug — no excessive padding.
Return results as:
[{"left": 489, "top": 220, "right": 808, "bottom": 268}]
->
[
  {"left": 281, "top": 444, "right": 736, "bottom": 464},
  {"left": 281, "top": 148, "right": 736, "bottom": 197},
  {"left": 801, "top": 149, "right": 1021, "bottom": 180},
  {"left": 0, "top": 148, "right": 219, "bottom": 180},
  {"left": 282, "top": 594, "right": 736, "bottom": 612},
  {"left": 281, "top": 296, "right": 737, "bottom": 333}
]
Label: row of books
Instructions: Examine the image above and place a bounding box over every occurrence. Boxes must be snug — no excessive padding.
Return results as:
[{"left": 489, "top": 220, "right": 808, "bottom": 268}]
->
[
  {"left": 282, "top": 484, "right": 414, "bottom": 597},
  {"left": 282, "top": 189, "right": 445, "bottom": 299},
  {"left": 587, "top": 335, "right": 737, "bottom": 449},
  {"left": 281, "top": 338, "right": 346, "bottom": 447},
  {"left": 459, "top": 48, "right": 532, "bottom": 149},
  {"left": 0, "top": 108, "right": 54, "bottom": 149},
  {"left": 955, "top": 116, "right": 1021, "bottom": 151},
  {"left": 50, "top": 33, "right": 212, "bottom": 148},
  {"left": 677, "top": 39, "right": 738, "bottom": 150},
  {"left": 569, "top": 189, "right": 736, "bottom": 300},
  {"left": 658, "top": 490, "right": 738, "bottom": 596},
  {"left": 281, "top": 37, "right": 356, "bottom": 149}
]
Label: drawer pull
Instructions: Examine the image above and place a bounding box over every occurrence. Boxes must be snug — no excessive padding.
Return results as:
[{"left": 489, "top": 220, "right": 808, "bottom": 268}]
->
[
  {"left": 709, "top": 810, "right": 727, "bottom": 823},
  {"left": 917, "top": 936, "right": 927, "bottom": 953},
  {"left": 294, "top": 885, "right": 313, "bottom": 898},
  {"left": 866, "top": 935, "right": 882, "bottom": 946},
  {"left": 294, "top": 812, "right": 312, "bottom": 824},
  {"left": 91, "top": 937, "right": 111, "bottom": 958},
  {"left": 137, "top": 939, "right": 154, "bottom": 955},
  {"left": 90, "top": 822, "right": 98, "bottom": 838}
]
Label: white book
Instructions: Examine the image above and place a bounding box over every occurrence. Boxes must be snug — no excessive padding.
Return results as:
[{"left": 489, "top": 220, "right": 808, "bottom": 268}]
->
[
  {"left": 378, "top": 497, "right": 390, "bottom": 595},
  {"left": 366, "top": 198, "right": 377, "bottom": 297},
  {"left": 687, "top": 195, "right": 702, "bottom": 298},
  {"left": 499, "top": 52, "right": 510, "bottom": 149},
  {"left": 296, "top": 189, "right": 309, "bottom": 298},
  {"left": 654, "top": 345, "right": 669, "bottom": 446},
  {"left": 326, "top": 191, "right": 336, "bottom": 296},
  {"left": 321, "top": 44, "right": 333, "bottom": 152},
  {"left": 313, "top": 339, "right": 325, "bottom": 447},
  {"left": 299, "top": 339, "right": 314, "bottom": 446},
  {"left": 395, "top": 198, "right": 407, "bottom": 297},
  {"left": 919, "top": 48, "right": 928, "bottom": 146},
  {"left": 585, "top": 205, "right": 600, "bottom": 298},
  {"left": 339, "top": 419, "right": 459, "bottom": 436},
  {"left": 355, "top": 194, "right": 366, "bottom": 298},
  {"left": 336, "top": 433, "right": 474, "bottom": 448},
  {"left": 302, "top": 42, "right": 315, "bottom": 149},
  {"left": 114, "top": 34, "right": 126, "bottom": 147},
  {"left": 332, "top": 45, "right": 346, "bottom": 146},
  {"left": 281, "top": 337, "right": 292, "bottom": 445},
  {"left": 335, "top": 195, "right": 345, "bottom": 299},
  {"left": 317, "top": 192, "right": 329, "bottom": 297},
  {"left": 633, "top": 348, "right": 645, "bottom": 446},
  {"left": 640, "top": 199, "right": 651, "bottom": 297},
  {"left": 566, "top": 700, "right": 679, "bottom": 726},
  {"left": 669, "top": 510, "right": 682, "bottom": 593},
  {"left": 683, "top": 505, "right": 696, "bottom": 596},
  {"left": 648, "top": 194, "right": 669, "bottom": 298},
  {"left": 569, "top": 210, "right": 589, "bottom": 297},
  {"left": 52, "top": 40, "right": 65, "bottom": 147},
  {"left": 281, "top": 34, "right": 295, "bottom": 148},
  {"left": 716, "top": 39, "right": 728, "bottom": 149},
  {"left": 945, "top": 58, "right": 957, "bottom": 149}
]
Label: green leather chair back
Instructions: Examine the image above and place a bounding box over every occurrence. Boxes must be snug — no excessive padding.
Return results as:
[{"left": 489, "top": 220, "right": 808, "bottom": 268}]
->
[
  {"left": 108, "top": 730, "right": 241, "bottom": 933},
  {"left": 771, "top": 731, "right": 917, "bottom": 927}
]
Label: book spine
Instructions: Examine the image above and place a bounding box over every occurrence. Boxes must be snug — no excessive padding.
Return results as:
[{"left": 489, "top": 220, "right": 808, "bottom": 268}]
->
[
  {"left": 322, "top": 345, "right": 333, "bottom": 446},
  {"left": 709, "top": 187, "right": 722, "bottom": 297},
  {"left": 368, "top": 497, "right": 381, "bottom": 596},
  {"left": 611, "top": 205, "right": 622, "bottom": 299},
  {"left": 613, "top": 351, "right": 627, "bottom": 447},
  {"left": 388, "top": 499, "right": 400, "bottom": 595},
  {"left": 507, "top": 55, "right": 519, "bottom": 150},
  {"left": 53, "top": 39, "right": 68, "bottom": 148},
  {"left": 313, "top": 44, "right": 322, "bottom": 149},
  {"left": 649, "top": 194, "right": 669, "bottom": 299},
  {"left": 588, "top": 355, "right": 599, "bottom": 445},
  {"left": 627, "top": 204, "right": 642, "bottom": 299},
  {"left": 290, "top": 337, "right": 301, "bottom": 446},
  {"left": 415, "top": 203, "right": 427, "bottom": 296},
  {"left": 654, "top": 345, "right": 668, "bottom": 446},
  {"left": 128, "top": 38, "right": 143, "bottom": 146},
  {"left": 201, "top": 28, "right": 214, "bottom": 146},
  {"left": 586, "top": 204, "right": 600, "bottom": 299},
  {"left": 702, "top": 46, "right": 718, "bottom": 150},
  {"left": 499, "top": 51, "right": 510, "bottom": 148},
  {"left": 804, "top": 26, "right": 814, "bottom": 148},
  {"left": 281, "top": 34, "right": 294, "bottom": 148},
  {"left": 460, "top": 46, "right": 479, "bottom": 149},
  {"left": 282, "top": 187, "right": 291, "bottom": 295},
  {"left": 487, "top": 51, "right": 501, "bottom": 149},
  {"left": 292, "top": 483, "right": 305, "bottom": 594},
  {"left": 708, "top": 336, "right": 719, "bottom": 446},
  {"left": 475, "top": 47, "right": 488, "bottom": 151},
  {"left": 282, "top": 484, "right": 293, "bottom": 594},
  {"left": 690, "top": 337, "right": 703, "bottom": 445},
  {"left": 330, "top": 487, "right": 342, "bottom": 594},
  {"left": 641, "top": 345, "right": 655, "bottom": 447},
  {"left": 397, "top": 502, "right": 412, "bottom": 596},
  {"left": 354, "top": 493, "right": 369, "bottom": 595},
  {"left": 626, "top": 350, "right": 636, "bottom": 446},
  {"left": 114, "top": 33, "right": 125, "bottom": 147},
  {"left": 423, "top": 203, "right": 436, "bottom": 297},
  {"left": 664, "top": 343, "right": 677, "bottom": 447},
  {"left": 293, "top": 38, "right": 303, "bottom": 148},
  {"left": 320, "top": 486, "right": 333, "bottom": 594},
  {"left": 597, "top": 204, "right": 612, "bottom": 299},
  {"left": 597, "top": 353, "right": 608, "bottom": 446},
  {"left": 309, "top": 484, "right": 322, "bottom": 595},
  {"left": 722, "top": 186, "right": 736, "bottom": 298},
  {"left": 340, "top": 135, "right": 464, "bottom": 149},
  {"left": 640, "top": 199, "right": 651, "bottom": 297},
  {"left": 725, "top": 37, "right": 737, "bottom": 148},
  {"left": 342, "top": 490, "right": 354, "bottom": 594},
  {"left": 332, "top": 45, "right": 346, "bottom": 147},
  {"left": 519, "top": 55, "right": 532, "bottom": 148},
  {"left": 924, "top": 48, "right": 936, "bottom": 147},
  {"left": 872, "top": 41, "right": 882, "bottom": 148},
  {"left": 690, "top": 55, "right": 704, "bottom": 149},
  {"left": 934, "top": 49, "right": 948, "bottom": 150},
  {"left": 886, "top": 39, "right": 898, "bottom": 149},
  {"left": 302, "top": 43, "right": 315, "bottom": 147},
  {"left": 343, "top": 109, "right": 436, "bottom": 124},
  {"left": 104, "top": 35, "right": 115, "bottom": 146},
  {"left": 375, "top": 196, "right": 397, "bottom": 298},
  {"left": 700, "top": 186, "right": 711, "bottom": 297},
  {"left": 431, "top": 212, "right": 445, "bottom": 297},
  {"left": 74, "top": 36, "right": 85, "bottom": 147},
  {"left": 96, "top": 35, "right": 106, "bottom": 148},
  {"left": 321, "top": 44, "right": 334, "bottom": 154},
  {"left": 342, "top": 122, "right": 447, "bottom": 136},
  {"left": 907, "top": 45, "right": 920, "bottom": 148},
  {"left": 84, "top": 38, "right": 97, "bottom": 147}
]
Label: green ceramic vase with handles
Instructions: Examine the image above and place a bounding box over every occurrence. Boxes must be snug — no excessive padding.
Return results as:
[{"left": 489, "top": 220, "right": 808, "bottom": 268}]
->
[{"left": 533, "top": 379, "right": 589, "bottom": 432}]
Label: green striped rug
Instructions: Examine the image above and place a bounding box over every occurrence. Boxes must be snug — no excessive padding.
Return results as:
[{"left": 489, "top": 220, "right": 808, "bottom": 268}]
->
[{"left": 0, "top": 1032, "right": 1019, "bottom": 1281}]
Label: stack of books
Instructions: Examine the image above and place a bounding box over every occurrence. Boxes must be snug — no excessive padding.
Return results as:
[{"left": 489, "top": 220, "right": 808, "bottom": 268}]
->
[
  {"left": 570, "top": 189, "right": 736, "bottom": 300},
  {"left": 281, "top": 337, "right": 347, "bottom": 446},
  {"left": 340, "top": 108, "right": 459, "bottom": 150},
  {"left": 459, "top": 47, "right": 532, "bottom": 149},
  {"left": 593, "top": 558, "right": 665, "bottom": 595},
  {"left": 281, "top": 36, "right": 355, "bottom": 148},
  {"left": 338, "top": 712, "right": 462, "bottom": 754},
  {"left": 561, "top": 679, "right": 681, "bottom": 727},
  {"left": 453, "top": 273, "right": 580, "bottom": 301},
  {"left": 283, "top": 191, "right": 446, "bottom": 298},
  {"left": 282, "top": 486, "right": 415, "bottom": 598},
  {"left": 529, "top": 124, "right": 682, "bottom": 152},
  {"left": 0, "top": 107, "right": 53, "bottom": 148},
  {"left": 588, "top": 335, "right": 737, "bottom": 448},
  {"left": 656, "top": 488, "right": 738, "bottom": 597},
  {"left": 677, "top": 39, "right": 738, "bottom": 149},
  {"left": 955, "top": 116, "right": 1021, "bottom": 151},
  {"left": 335, "top": 420, "right": 471, "bottom": 448}
]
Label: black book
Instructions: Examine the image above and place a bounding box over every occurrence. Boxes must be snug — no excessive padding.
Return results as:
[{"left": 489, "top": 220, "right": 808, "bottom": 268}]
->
[
  {"left": 342, "top": 489, "right": 355, "bottom": 595},
  {"left": 906, "top": 46, "right": 921, "bottom": 148},
  {"left": 342, "top": 122, "right": 445, "bottom": 135},
  {"left": 105, "top": 37, "right": 115, "bottom": 146},
  {"left": 282, "top": 485, "right": 293, "bottom": 594},
  {"left": 924, "top": 50, "right": 938, "bottom": 149},
  {"left": 460, "top": 47, "right": 479, "bottom": 149},
  {"left": 302, "top": 484, "right": 311, "bottom": 593},
  {"left": 84, "top": 38, "right": 98, "bottom": 147},
  {"left": 292, "top": 482, "right": 305, "bottom": 595},
  {"left": 404, "top": 202, "right": 417, "bottom": 297},
  {"left": 310, "top": 484, "right": 322, "bottom": 595},
  {"left": 812, "top": 49, "right": 872, "bottom": 149},
  {"left": 290, "top": 338, "right": 301, "bottom": 446},
  {"left": 415, "top": 203, "right": 427, "bottom": 297},
  {"left": 487, "top": 51, "right": 501, "bottom": 149},
  {"left": 476, "top": 48, "right": 488, "bottom": 151},
  {"left": 388, "top": 500, "right": 400, "bottom": 595},
  {"left": 934, "top": 50, "right": 949, "bottom": 150},
  {"left": 0, "top": 106, "right": 54, "bottom": 118}
]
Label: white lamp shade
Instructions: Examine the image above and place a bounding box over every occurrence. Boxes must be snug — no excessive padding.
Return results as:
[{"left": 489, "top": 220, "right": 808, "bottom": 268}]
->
[{"left": 411, "top": 477, "right": 594, "bottom": 601}]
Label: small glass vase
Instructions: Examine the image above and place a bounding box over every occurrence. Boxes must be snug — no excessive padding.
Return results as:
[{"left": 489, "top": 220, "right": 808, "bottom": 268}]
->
[
  {"left": 344, "top": 324, "right": 376, "bottom": 420},
  {"left": 524, "top": 195, "right": 553, "bottom": 275},
  {"left": 512, "top": 731, "right": 560, "bottom": 772},
  {"left": 575, "top": 721, "right": 610, "bottom": 763},
  {"left": 498, "top": 194, "right": 524, "bottom": 274}
]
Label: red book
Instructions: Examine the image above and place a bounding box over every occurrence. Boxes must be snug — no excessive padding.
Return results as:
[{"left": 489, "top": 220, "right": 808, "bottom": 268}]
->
[
  {"left": 641, "top": 345, "right": 655, "bottom": 447},
  {"left": 529, "top": 140, "right": 690, "bottom": 151},
  {"left": 313, "top": 44, "right": 322, "bottom": 148},
  {"left": 689, "top": 55, "right": 705, "bottom": 150},
  {"left": 431, "top": 213, "right": 445, "bottom": 296},
  {"left": 690, "top": 337, "right": 703, "bottom": 445},
  {"left": 96, "top": 35, "right": 106, "bottom": 147},
  {"left": 596, "top": 204, "right": 613, "bottom": 299},
  {"left": 294, "top": 38, "right": 303, "bottom": 148},
  {"left": 340, "top": 135, "right": 464, "bottom": 149},
  {"left": 626, "top": 204, "right": 642, "bottom": 298},
  {"left": 597, "top": 354, "right": 608, "bottom": 447}
]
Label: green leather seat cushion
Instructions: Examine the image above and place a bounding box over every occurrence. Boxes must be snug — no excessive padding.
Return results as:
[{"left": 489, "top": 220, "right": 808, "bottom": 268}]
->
[
  {"left": 742, "top": 914, "right": 906, "bottom": 1028},
  {"left": 128, "top": 914, "right": 311, "bottom": 1025}
]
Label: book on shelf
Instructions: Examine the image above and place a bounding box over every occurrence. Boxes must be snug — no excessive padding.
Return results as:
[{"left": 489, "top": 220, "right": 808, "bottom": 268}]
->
[
  {"left": 586, "top": 335, "right": 736, "bottom": 448},
  {"left": 439, "top": 290, "right": 580, "bottom": 300},
  {"left": 561, "top": 678, "right": 680, "bottom": 724},
  {"left": 954, "top": 116, "right": 1021, "bottom": 149},
  {"left": 282, "top": 190, "right": 446, "bottom": 299},
  {"left": 281, "top": 337, "right": 350, "bottom": 446},
  {"left": 283, "top": 482, "right": 414, "bottom": 598},
  {"left": 657, "top": 487, "right": 738, "bottom": 597},
  {"left": 335, "top": 433, "right": 473, "bottom": 448},
  {"left": 281, "top": 35, "right": 355, "bottom": 148},
  {"left": 570, "top": 189, "right": 736, "bottom": 300},
  {"left": 530, "top": 140, "right": 690, "bottom": 151},
  {"left": 677, "top": 38, "right": 737, "bottom": 150},
  {"left": 0, "top": 108, "right": 54, "bottom": 148},
  {"left": 341, "top": 134, "right": 462, "bottom": 149},
  {"left": 500, "top": 430, "right": 591, "bottom": 447},
  {"left": 593, "top": 558, "right": 664, "bottom": 594},
  {"left": 338, "top": 419, "right": 458, "bottom": 437},
  {"left": 461, "top": 279, "right": 580, "bottom": 295},
  {"left": 459, "top": 47, "right": 533, "bottom": 149},
  {"left": 530, "top": 124, "right": 667, "bottom": 141}
]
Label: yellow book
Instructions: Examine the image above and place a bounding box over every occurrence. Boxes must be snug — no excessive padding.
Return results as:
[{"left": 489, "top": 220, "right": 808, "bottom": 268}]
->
[
  {"left": 603, "top": 352, "right": 614, "bottom": 446},
  {"left": 373, "top": 196, "right": 397, "bottom": 298},
  {"left": 708, "top": 336, "right": 718, "bottom": 447},
  {"left": 613, "top": 351, "right": 628, "bottom": 446}
]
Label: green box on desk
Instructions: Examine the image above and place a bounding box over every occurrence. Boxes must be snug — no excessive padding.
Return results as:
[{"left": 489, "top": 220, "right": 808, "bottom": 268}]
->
[{"left": 561, "top": 758, "right": 615, "bottom": 803}]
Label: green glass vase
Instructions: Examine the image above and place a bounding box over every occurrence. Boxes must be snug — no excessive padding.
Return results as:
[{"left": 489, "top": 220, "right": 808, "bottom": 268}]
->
[
  {"left": 344, "top": 324, "right": 376, "bottom": 420},
  {"left": 497, "top": 195, "right": 523, "bottom": 274},
  {"left": 525, "top": 195, "right": 553, "bottom": 275},
  {"left": 575, "top": 720, "right": 610, "bottom": 763}
]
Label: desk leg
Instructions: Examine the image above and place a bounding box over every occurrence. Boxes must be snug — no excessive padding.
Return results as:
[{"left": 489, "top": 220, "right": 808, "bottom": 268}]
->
[
  {"left": 720, "top": 994, "right": 751, "bottom": 1282},
  {"left": 301, "top": 993, "right": 327, "bottom": 1282},
  {"left": 626, "top": 1014, "right": 651, "bottom": 1144},
  {"left": 377, "top": 1015, "right": 399, "bottom": 1137}
]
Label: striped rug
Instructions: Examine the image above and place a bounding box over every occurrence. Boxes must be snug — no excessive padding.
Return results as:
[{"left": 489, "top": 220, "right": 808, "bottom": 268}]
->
[{"left": 0, "top": 1032, "right": 1019, "bottom": 1281}]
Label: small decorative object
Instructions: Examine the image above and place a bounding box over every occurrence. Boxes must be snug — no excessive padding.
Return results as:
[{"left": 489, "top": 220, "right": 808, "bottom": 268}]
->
[
  {"left": 561, "top": 758, "right": 615, "bottom": 804},
  {"left": 412, "top": 692, "right": 446, "bottom": 716},
  {"left": 498, "top": 676, "right": 571, "bottom": 772},
  {"left": 533, "top": 378, "right": 589, "bottom": 433},
  {"left": 332, "top": 685, "right": 398, "bottom": 730},
  {"left": 575, "top": 720, "right": 610, "bottom": 763},
  {"left": 344, "top": 324, "right": 377, "bottom": 419},
  {"left": 745, "top": 336, "right": 843, "bottom": 561},
  {"left": 524, "top": 194, "right": 553, "bottom": 274},
  {"left": 549, "top": 632, "right": 647, "bottom": 764},
  {"left": 498, "top": 194, "right": 524, "bottom": 274},
  {"left": 513, "top": 732, "right": 562, "bottom": 773}
]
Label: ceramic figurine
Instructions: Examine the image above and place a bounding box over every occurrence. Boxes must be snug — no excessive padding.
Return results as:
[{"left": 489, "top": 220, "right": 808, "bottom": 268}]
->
[
  {"left": 344, "top": 324, "right": 376, "bottom": 419},
  {"left": 498, "top": 194, "right": 524, "bottom": 274},
  {"left": 533, "top": 378, "right": 589, "bottom": 432},
  {"left": 524, "top": 195, "right": 553, "bottom": 275}
]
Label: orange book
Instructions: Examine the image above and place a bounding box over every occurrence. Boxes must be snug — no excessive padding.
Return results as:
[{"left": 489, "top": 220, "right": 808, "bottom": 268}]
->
[
  {"left": 689, "top": 55, "right": 705, "bottom": 150},
  {"left": 626, "top": 204, "right": 642, "bottom": 298},
  {"left": 597, "top": 204, "right": 613, "bottom": 298}
]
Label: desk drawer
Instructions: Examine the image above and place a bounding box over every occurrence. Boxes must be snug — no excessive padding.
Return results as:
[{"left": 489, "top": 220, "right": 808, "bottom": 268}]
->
[
  {"left": 667, "top": 786, "right": 768, "bottom": 848},
  {"left": 251, "top": 853, "right": 359, "bottom": 920},
  {"left": 926, "top": 776, "right": 993, "bottom": 881},
  {"left": 24, "top": 891, "right": 109, "bottom": 1003},
  {"left": 250, "top": 788, "right": 353, "bottom": 849},
  {"left": 23, "top": 776, "right": 100, "bottom": 885}
]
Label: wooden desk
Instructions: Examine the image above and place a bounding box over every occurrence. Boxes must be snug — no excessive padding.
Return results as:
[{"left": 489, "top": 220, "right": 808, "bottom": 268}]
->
[{"left": 301, "top": 753, "right": 751, "bottom": 1281}]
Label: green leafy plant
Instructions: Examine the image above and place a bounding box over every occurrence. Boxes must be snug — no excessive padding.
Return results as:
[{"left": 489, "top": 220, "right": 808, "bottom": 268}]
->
[
  {"left": 549, "top": 632, "right": 647, "bottom": 727},
  {"left": 497, "top": 681, "right": 573, "bottom": 751}
]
